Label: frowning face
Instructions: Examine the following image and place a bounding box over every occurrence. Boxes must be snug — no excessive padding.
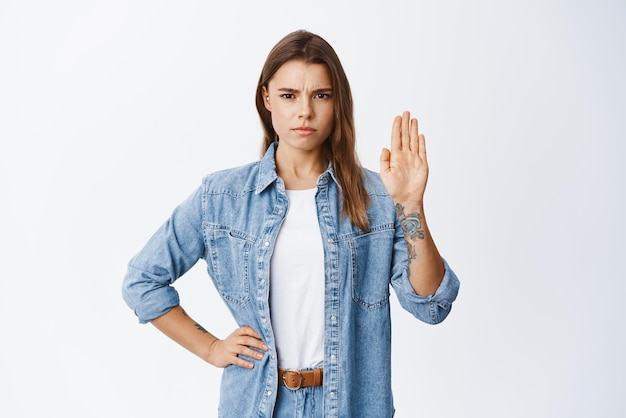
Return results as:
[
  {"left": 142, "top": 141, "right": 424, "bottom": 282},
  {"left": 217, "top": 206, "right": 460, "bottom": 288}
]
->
[{"left": 262, "top": 60, "right": 335, "bottom": 156}]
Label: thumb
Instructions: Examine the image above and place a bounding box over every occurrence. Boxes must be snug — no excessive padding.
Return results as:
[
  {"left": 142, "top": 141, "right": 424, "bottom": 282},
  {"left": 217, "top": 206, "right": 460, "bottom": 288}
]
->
[{"left": 380, "top": 147, "right": 391, "bottom": 172}]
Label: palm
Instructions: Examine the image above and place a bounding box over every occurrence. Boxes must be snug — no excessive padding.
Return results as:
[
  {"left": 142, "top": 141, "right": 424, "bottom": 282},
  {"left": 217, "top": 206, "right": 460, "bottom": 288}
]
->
[{"left": 380, "top": 111, "right": 429, "bottom": 204}]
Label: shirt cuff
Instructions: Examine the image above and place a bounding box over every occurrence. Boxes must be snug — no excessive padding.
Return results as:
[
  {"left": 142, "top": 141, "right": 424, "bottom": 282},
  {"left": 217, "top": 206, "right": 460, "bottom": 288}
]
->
[
  {"left": 122, "top": 266, "right": 181, "bottom": 324},
  {"left": 394, "top": 257, "right": 460, "bottom": 324}
]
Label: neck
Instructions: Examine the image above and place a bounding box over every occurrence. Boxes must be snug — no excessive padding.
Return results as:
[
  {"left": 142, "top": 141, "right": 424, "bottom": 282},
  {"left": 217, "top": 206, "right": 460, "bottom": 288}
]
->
[{"left": 275, "top": 146, "right": 327, "bottom": 190}]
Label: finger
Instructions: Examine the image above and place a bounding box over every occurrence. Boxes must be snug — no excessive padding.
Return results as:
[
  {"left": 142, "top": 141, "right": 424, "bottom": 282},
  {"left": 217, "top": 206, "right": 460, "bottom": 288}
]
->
[
  {"left": 390, "top": 115, "right": 402, "bottom": 151},
  {"left": 401, "top": 111, "right": 410, "bottom": 150},
  {"left": 236, "top": 335, "right": 268, "bottom": 351},
  {"left": 418, "top": 134, "right": 427, "bottom": 162},
  {"left": 230, "top": 343, "right": 266, "bottom": 368},
  {"left": 230, "top": 327, "right": 268, "bottom": 352},
  {"left": 238, "top": 345, "right": 266, "bottom": 361},
  {"left": 237, "top": 325, "right": 262, "bottom": 339},
  {"left": 221, "top": 342, "right": 263, "bottom": 368},
  {"left": 410, "top": 118, "right": 419, "bottom": 153},
  {"left": 379, "top": 147, "right": 391, "bottom": 172},
  {"left": 231, "top": 355, "right": 256, "bottom": 369},
  {"left": 213, "top": 339, "right": 256, "bottom": 369}
]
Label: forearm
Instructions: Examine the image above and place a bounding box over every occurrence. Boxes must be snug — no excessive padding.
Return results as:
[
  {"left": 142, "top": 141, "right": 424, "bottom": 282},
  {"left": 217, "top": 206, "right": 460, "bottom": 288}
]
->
[
  {"left": 395, "top": 201, "right": 445, "bottom": 296},
  {"left": 151, "top": 305, "right": 268, "bottom": 369},
  {"left": 151, "top": 305, "right": 219, "bottom": 365}
]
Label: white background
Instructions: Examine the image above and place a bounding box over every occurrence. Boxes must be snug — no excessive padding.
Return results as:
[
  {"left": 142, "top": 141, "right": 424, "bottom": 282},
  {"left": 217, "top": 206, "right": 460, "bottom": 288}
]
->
[{"left": 1, "top": 1, "right": 624, "bottom": 417}]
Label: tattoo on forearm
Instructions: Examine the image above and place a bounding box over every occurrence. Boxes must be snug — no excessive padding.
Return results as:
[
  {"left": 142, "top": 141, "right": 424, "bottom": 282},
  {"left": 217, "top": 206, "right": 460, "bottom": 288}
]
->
[
  {"left": 182, "top": 308, "right": 208, "bottom": 334},
  {"left": 195, "top": 323, "right": 209, "bottom": 333},
  {"left": 405, "top": 242, "right": 417, "bottom": 261},
  {"left": 395, "top": 203, "right": 425, "bottom": 241},
  {"left": 395, "top": 203, "right": 424, "bottom": 262}
]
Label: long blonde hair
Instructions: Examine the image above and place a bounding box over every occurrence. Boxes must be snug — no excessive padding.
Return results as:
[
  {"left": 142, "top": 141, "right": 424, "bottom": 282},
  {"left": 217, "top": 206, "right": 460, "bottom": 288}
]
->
[{"left": 255, "top": 30, "right": 370, "bottom": 232}]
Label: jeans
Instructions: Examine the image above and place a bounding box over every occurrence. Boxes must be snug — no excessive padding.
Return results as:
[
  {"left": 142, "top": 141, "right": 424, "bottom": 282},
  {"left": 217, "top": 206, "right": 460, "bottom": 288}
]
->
[{"left": 274, "top": 384, "right": 323, "bottom": 418}]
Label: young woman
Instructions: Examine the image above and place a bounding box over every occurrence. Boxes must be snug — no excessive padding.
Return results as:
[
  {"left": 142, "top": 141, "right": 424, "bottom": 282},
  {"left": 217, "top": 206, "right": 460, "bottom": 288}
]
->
[{"left": 123, "top": 30, "right": 460, "bottom": 418}]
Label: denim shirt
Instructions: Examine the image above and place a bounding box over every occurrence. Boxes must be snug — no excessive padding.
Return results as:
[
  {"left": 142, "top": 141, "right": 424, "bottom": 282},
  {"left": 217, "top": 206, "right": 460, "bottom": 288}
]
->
[{"left": 122, "top": 144, "right": 460, "bottom": 418}]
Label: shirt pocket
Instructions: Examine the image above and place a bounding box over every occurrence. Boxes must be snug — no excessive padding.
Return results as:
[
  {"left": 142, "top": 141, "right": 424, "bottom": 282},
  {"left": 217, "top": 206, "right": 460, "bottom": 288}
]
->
[
  {"left": 349, "top": 227, "right": 393, "bottom": 310},
  {"left": 207, "top": 227, "right": 252, "bottom": 307}
]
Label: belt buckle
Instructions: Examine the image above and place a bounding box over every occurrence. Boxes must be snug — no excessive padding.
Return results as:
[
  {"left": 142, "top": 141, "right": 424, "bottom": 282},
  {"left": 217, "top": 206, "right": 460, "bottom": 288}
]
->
[{"left": 282, "top": 369, "right": 304, "bottom": 391}]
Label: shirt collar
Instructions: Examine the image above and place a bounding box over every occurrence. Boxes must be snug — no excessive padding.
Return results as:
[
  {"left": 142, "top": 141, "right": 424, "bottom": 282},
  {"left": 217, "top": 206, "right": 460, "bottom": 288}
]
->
[{"left": 255, "top": 143, "right": 339, "bottom": 194}]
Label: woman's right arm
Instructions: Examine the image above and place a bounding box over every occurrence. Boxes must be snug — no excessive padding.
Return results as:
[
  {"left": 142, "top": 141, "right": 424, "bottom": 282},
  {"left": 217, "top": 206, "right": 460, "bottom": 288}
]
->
[
  {"left": 151, "top": 305, "right": 268, "bottom": 369},
  {"left": 123, "top": 185, "right": 267, "bottom": 368}
]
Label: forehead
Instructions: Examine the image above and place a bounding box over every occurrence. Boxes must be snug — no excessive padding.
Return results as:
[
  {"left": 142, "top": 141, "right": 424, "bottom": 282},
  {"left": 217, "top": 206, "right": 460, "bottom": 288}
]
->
[{"left": 268, "top": 60, "right": 332, "bottom": 89}]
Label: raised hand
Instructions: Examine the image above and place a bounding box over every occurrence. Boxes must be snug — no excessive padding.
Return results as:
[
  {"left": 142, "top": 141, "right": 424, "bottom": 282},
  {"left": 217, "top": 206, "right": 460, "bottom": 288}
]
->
[{"left": 379, "top": 111, "right": 429, "bottom": 206}]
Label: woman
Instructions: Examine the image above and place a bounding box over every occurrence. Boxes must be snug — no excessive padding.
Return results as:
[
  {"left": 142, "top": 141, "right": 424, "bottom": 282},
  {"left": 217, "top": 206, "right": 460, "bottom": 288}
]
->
[{"left": 123, "top": 30, "right": 460, "bottom": 417}]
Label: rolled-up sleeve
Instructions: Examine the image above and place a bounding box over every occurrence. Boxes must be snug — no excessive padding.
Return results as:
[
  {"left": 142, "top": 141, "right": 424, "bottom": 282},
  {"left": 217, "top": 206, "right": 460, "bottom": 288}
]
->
[
  {"left": 122, "top": 186, "right": 205, "bottom": 324},
  {"left": 391, "top": 258, "right": 460, "bottom": 324}
]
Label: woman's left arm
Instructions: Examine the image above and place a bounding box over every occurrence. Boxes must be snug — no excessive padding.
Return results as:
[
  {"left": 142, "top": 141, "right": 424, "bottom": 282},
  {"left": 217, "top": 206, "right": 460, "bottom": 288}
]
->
[{"left": 380, "top": 111, "right": 444, "bottom": 296}]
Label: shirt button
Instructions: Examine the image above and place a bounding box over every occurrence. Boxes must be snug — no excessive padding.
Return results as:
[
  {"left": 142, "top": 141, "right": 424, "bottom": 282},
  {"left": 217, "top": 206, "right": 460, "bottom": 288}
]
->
[
  {"left": 262, "top": 318, "right": 267, "bottom": 323},
  {"left": 330, "top": 392, "right": 336, "bottom": 398},
  {"left": 322, "top": 207, "right": 328, "bottom": 211},
  {"left": 278, "top": 209, "right": 283, "bottom": 214},
  {"left": 330, "top": 275, "right": 336, "bottom": 280},
  {"left": 260, "top": 279, "right": 266, "bottom": 284},
  {"left": 264, "top": 241, "right": 270, "bottom": 247},
  {"left": 331, "top": 315, "right": 337, "bottom": 321},
  {"left": 267, "top": 390, "right": 272, "bottom": 396},
  {"left": 330, "top": 354, "right": 336, "bottom": 360},
  {"left": 327, "top": 238, "right": 332, "bottom": 243}
]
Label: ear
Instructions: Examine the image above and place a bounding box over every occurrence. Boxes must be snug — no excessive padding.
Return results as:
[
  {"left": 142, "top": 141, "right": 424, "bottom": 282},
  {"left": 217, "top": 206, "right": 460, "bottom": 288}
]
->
[{"left": 261, "top": 86, "right": 271, "bottom": 111}]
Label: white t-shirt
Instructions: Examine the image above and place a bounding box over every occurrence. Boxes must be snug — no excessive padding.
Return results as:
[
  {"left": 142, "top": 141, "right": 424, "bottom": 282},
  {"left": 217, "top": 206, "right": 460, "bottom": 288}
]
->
[{"left": 269, "top": 188, "right": 325, "bottom": 369}]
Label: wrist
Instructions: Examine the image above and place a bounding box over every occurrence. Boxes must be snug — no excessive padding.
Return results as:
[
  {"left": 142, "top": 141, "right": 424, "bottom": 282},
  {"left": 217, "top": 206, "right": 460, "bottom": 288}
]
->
[
  {"left": 203, "top": 336, "right": 221, "bottom": 366},
  {"left": 394, "top": 202, "right": 427, "bottom": 241},
  {"left": 394, "top": 200, "right": 424, "bottom": 216}
]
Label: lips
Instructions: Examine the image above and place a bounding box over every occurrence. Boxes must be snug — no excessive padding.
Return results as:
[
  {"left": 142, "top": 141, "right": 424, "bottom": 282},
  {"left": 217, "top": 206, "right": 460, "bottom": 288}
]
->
[{"left": 293, "top": 127, "right": 317, "bottom": 136}]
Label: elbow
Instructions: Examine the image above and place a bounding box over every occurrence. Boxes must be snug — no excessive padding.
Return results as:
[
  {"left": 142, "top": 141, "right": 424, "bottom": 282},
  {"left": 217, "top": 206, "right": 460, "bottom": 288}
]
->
[
  {"left": 428, "top": 301, "right": 453, "bottom": 325},
  {"left": 121, "top": 267, "right": 149, "bottom": 322},
  {"left": 121, "top": 267, "right": 180, "bottom": 324}
]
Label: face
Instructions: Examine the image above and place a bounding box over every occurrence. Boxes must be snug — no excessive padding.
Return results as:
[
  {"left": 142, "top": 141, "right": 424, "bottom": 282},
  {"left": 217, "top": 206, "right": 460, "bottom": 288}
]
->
[{"left": 262, "top": 60, "right": 335, "bottom": 156}]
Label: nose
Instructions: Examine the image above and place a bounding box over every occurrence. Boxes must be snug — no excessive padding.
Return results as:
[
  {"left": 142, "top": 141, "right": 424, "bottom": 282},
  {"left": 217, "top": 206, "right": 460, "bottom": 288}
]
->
[{"left": 299, "top": 98, "right": 313, "bottom": 119}]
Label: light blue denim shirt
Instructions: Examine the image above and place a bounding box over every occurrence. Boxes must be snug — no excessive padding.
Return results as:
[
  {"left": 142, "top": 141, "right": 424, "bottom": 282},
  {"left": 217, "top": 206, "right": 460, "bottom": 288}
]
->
[{"left": 122, "top": 144, "right": 460, "bottom": 417}]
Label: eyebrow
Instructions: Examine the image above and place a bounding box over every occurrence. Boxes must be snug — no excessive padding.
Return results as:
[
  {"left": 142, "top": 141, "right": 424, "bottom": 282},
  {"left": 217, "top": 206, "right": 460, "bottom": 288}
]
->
[{"left": 277, "top": 87, "right": 333, "bottom": 93}]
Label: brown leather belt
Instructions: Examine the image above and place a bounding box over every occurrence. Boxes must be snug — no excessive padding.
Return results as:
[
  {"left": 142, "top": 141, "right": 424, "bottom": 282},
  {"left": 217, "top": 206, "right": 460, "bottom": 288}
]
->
[{"left": 279, "top": 367, "right": 323, "bottom": 390}]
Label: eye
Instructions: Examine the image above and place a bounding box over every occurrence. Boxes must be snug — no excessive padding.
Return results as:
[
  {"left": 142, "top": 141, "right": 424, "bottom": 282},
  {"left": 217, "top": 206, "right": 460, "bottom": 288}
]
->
[
  {"left": 314, "top": 93, "right": 331, "bottom": 99},
  {"left": 280, "top": 93, "right": 294, "bottom": 99}
]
